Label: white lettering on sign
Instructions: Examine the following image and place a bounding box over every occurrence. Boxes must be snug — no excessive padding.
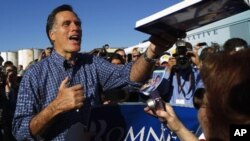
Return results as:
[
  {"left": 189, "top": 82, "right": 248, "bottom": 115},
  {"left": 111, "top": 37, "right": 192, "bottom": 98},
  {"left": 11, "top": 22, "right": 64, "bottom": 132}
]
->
[
  {"left": 89, "top": 121, "right": 180, "bottom": 141},
  {"left": 124, "top": 127, "right": 145, "bottom": 141},
  {"left": 187, "top": 29, "right": 218, "bottom": 41},
  {"left": 124, "top": 126, "right": 173, "bottom": 141}
]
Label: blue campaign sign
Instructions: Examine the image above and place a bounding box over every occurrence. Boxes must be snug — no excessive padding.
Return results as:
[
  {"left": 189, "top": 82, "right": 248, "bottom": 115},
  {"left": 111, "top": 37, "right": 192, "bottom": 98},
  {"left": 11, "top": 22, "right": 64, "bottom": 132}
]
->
[{"left": 87, "top": 103, "right": 200, "bottom": 141}]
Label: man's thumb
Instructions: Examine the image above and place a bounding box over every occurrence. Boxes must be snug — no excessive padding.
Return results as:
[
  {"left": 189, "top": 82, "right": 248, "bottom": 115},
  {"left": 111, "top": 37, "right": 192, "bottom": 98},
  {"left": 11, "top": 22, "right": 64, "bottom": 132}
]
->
[{"left": 59, "top": 77, "right": 70, "bottom": 89}]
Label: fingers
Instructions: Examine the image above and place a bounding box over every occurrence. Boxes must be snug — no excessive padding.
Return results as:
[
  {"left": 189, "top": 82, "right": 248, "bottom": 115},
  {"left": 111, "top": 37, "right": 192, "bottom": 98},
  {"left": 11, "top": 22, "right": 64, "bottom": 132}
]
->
[
  {"left": 59, "top": 77, "right": 70, "bottom": 89},
  {"left": 163, "top": 103, "right": 177, "bottom": 118},
  {"left": 75, "top": 101, "right": 84, "bottom": 109},
  {"left": 144, "top": 107, "right": 158, "bottom": 118},
  {"left": 144, "top": 102, "right": 181, "bottom": 130},
  {"left": 74, "top": 93, "right": 85, "bottom": 110},
  {"left": 71, "top": 84, "right": 84, "bottom": 99},
  {"left": 187, "top": 50, "right": 195, "bottom": 54},
  {"left": 59, "top": 77, "right": 84, "bottom": 97},
  {"left": 59, "top": 77, "right": 84, "bottom": 90},
  {"left": 194, "top": 46, "right": 201, "bottom": 51},
  {"left": 149, "top": 35, "right": 177, "bottom": 49},
  {"left": 148, "top": 35, "right": 179, "bottom": 57},
  {"left": 71, "top": 84, "right": 85, "bottom": 101},
  {"left": 144, "top": 102, "right": 175, "bottom": 118},
  {"left": 59, "top": 77, "right": 85, "bottom": 102},
  {"left": 54, "top": 77, "right": 87, "bottom": 113},
  {"left": 71, "top": 84, "right": 83, "bottom": 91}
]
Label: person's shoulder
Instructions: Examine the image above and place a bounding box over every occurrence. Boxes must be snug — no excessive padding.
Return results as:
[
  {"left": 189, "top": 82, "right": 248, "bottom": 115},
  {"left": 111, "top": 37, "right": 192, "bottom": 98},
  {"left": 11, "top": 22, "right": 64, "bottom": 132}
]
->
[
  {"left": 36, "top": 57, "right": 51, "bottom": 67},
  {"left": 25, "top": 57, "right": 51, "bottom": 75}
]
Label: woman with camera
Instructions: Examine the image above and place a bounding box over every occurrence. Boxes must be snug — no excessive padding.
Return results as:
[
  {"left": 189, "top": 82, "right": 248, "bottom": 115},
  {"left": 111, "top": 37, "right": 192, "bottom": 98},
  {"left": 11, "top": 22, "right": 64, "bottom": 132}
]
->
[{"left": 145, "top": 48, "right": 250, "bottom": 141}]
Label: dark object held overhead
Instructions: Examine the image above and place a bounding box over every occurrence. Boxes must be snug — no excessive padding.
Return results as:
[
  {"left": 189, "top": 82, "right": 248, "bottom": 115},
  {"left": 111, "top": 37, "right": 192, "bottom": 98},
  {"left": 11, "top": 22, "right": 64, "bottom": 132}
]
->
[{"left": 135, "top": 0, "right": 250, "bottom": 39}]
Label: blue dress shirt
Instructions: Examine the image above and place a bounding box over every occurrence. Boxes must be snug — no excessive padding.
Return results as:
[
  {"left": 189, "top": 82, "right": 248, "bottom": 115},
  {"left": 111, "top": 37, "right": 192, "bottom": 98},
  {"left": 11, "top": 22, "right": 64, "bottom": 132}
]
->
[{"left": 12, "top": 51, "right": 140, "bottom": 141}]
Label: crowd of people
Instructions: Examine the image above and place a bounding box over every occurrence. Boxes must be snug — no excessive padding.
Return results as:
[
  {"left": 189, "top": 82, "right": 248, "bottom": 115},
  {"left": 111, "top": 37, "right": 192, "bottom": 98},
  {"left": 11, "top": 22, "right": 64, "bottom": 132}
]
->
[
  {"left": 145, "top": 43, "right": 250, "bottom": 141},
  {"left": 0, "top": 4, "right": 249, "bottom": 141}
]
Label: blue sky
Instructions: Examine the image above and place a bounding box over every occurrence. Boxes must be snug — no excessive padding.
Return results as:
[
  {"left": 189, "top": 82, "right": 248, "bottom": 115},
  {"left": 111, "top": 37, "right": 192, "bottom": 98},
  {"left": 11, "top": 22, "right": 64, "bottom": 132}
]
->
[{"left": 0, "top": 0, "right": 181, "bottom": 52}]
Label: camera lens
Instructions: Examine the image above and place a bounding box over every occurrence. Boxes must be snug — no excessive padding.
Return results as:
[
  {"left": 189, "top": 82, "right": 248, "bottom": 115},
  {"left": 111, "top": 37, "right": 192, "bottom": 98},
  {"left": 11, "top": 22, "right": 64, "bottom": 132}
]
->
[{"left": 177, "top": 46, "right": 187, "bottom": 55}]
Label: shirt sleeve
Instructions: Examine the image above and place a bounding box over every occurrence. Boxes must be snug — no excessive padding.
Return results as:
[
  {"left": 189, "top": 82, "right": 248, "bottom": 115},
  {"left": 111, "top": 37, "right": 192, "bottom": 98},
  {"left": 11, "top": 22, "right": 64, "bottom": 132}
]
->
[
  {"left": 94, "top": 56, "right": 142, "bottom": 91},
  {"left": 12, "top": 68, "right": 39, "bottom": 141}
]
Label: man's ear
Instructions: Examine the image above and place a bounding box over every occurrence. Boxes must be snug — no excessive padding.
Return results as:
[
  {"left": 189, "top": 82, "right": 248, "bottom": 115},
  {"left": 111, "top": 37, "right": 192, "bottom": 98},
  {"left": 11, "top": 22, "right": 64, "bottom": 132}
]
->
[{"left": 49, "top": 30, "right": 56, "bottom": 42}]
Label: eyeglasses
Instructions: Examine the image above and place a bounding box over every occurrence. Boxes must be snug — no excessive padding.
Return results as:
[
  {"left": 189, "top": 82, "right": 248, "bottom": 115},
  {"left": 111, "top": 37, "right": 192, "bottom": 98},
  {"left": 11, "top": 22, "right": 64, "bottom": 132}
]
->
[
  {"left": 193, "top": 88, "right": 206, "bottom": 110},
  {"left": 132, "top": 54, "right": 141, "bottom": 58}
]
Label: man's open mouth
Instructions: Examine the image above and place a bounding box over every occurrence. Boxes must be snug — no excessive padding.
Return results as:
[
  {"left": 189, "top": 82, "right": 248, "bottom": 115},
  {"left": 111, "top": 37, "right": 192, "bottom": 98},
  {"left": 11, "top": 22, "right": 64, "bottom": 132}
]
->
[{"left": 69, "top": 35, "right": 81, "bottom": 42}]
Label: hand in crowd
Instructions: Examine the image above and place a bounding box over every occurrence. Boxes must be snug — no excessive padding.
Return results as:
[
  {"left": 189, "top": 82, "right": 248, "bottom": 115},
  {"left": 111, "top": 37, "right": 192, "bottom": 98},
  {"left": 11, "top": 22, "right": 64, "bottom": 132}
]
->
[
  {"left": 144, "top": 102, "right": 184, "bottom": 132},
  {"left": 167, "top": 57, "right": 177, "bottom": 70},
  {"left": 144, "top": 102, "right": 199, "bottom": 141},
  {"left": 187, "top": 50, "right": 200, "bottom": 67},
  {"left": 52, "top": 77, "right": 85, "bottom": 113},
  {"left": 193, "top": 43, "right": 203, "bottom": 54},
  {"left": 190, "top": 43, "right": 205, "bottom": 68}
]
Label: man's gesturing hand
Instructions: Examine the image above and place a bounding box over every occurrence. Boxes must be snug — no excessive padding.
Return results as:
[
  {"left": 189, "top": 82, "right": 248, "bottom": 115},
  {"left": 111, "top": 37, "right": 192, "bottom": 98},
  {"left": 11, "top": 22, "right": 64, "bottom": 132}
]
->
[{"left": 53, "top": 77, "right": 85, "bottom": 113}]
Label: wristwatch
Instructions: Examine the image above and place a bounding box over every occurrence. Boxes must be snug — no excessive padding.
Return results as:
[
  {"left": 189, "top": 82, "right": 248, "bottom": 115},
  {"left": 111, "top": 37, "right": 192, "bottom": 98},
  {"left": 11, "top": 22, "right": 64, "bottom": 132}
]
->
[{"left": 143, "top": 49, "right": 158, "bottom": 64}]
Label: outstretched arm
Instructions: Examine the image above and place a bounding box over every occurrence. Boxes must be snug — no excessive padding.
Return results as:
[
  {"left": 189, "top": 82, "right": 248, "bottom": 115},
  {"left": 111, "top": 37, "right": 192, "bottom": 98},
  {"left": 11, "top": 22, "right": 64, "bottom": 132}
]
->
[{"left": 130, "top": 35, "right": 177, "bottom": 82}]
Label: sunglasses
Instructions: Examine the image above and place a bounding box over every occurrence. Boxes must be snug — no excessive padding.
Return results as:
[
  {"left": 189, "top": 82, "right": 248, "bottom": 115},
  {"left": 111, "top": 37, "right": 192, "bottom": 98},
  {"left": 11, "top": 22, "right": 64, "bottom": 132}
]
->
[{"left": 193, "top": 88, "right": 206, "bottom": 110}]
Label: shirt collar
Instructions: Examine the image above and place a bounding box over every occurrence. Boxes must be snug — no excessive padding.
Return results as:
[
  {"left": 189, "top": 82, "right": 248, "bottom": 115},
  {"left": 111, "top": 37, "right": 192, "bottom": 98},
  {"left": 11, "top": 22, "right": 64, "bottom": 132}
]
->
[{"left": 50, "top": 50, "right": 80, "bottom": 70}]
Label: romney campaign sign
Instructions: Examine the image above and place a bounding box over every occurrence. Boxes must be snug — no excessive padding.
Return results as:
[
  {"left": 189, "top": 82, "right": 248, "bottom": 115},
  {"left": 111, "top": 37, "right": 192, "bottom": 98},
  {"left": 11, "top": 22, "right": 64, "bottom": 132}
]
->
[{"left": 87, "top": 103, "right": 199, "bottom": 141}]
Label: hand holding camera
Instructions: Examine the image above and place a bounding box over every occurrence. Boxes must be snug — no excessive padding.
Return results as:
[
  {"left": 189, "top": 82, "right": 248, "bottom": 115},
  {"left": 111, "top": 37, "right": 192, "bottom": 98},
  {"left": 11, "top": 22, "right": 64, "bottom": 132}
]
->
[
  {"left": 144, "top": 101, "right": 185, "bottom": 133},
  {"left": 144, "top": 90, "right": 167, "bottom": 123},
  {"left": 146, "top": 97, "right": 166, "bottom": 123},
  {"left": 146, "top": 97, "right": 166, "bottom": 112},
  {"left": 173, "top": 39, "right": 203, "bottom": 70}
]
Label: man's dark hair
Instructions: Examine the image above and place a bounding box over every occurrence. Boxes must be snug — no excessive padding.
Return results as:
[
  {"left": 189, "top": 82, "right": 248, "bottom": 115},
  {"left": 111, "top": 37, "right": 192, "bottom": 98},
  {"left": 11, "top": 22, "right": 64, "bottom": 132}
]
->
[
  {"left": 46, "top": 4, "right": 79, "bottom": 45},
  {"left": 223, "top": 38, "right": 248, "bottom": 53},
  {"left": 114, "top": 48, "right": 125, "bottom": 54},
  {"left": 4, "top": 61, "right": 14, "bottom": 68},
  {"left": 0, "top": 56, "right": 4, "bottom": 63},
  {"left": 199, "top": 47, "right": 215, "bottom": 61},
  {"left": 109, "top": 53, "right": 125, "bottom": 64}
]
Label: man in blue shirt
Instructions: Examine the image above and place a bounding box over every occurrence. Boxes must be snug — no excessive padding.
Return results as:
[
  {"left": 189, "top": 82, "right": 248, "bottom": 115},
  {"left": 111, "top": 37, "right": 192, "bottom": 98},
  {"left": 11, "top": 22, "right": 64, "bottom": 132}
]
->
[{"left": 12, "top": 4, "right": 177, "bottom": 141}]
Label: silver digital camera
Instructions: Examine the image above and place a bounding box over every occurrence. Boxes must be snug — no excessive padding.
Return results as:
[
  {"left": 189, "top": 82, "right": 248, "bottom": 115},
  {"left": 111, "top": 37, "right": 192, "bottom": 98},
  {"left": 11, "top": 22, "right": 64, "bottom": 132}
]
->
[{"left": 146, "top": 97, "right": 165, "bottom": 111}]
